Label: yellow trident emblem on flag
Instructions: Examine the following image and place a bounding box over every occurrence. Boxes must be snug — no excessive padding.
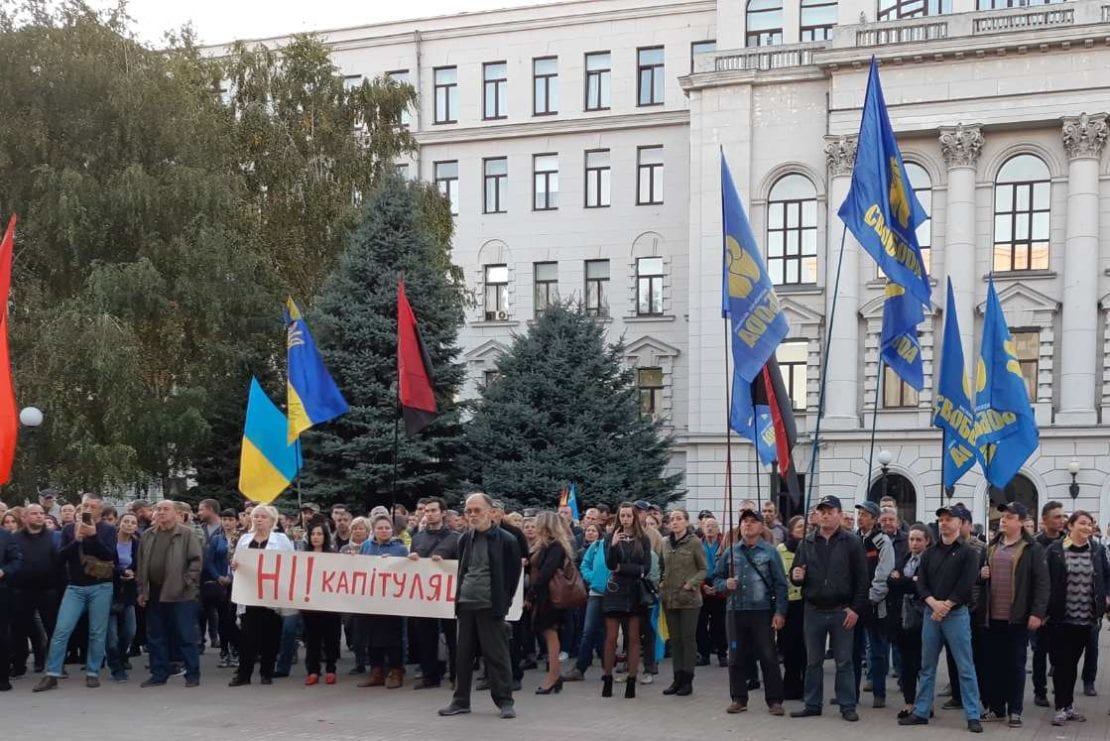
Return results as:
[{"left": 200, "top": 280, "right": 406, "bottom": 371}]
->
[{"left": 726, "top": 236, "right": 761, "bottom": 299}]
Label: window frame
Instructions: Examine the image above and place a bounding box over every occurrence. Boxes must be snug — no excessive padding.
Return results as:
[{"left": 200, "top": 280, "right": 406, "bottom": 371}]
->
[
  {"left": 584, "top": 149, "right": 612, "bottom": 208},
  {"left": 533, "top": 261, "right": 558, "bottom": 317},
  {"left": 882, "top": 363, "right": 919, "bottom": 409},
  {"left": 483, "top": 264, "right": 509, "bottom": 321},
  {"left": 433, "top": 66, "right": 458, "bottom": 125},
  {"left": 746, "top": 0, "right": 784, "bottom": 46},
  {"left": 636, "top": 146, "right": 664, "bottom": 206},
  {"left": 799, "top": 0, "right": 838, "bottom": 40},
  {"left": 385, "top": 69, "right": 412, "bottom": 127},
  {"left": 1011, "top": 329, "right": 1040, "bottom": 401},
  {"left": 690, "top": 40, "right": 716, "bottom": 73},
  {"left": 636, "top": 256, "right": 665, "bottom": 317},
  {"left": 584, "top": 51, "right": 612, "bottom": 112},
  {"left": 992, "top": 155, "right": 1050, "bottom": 273},
  {"left": 637, "top": 367, "right": 665, "bottom": 420},
  {"left": 636, "top": 46, "right": 665, "bottom": 107},
  {"left": 584, "top": 259, "right": 610, "bottom": 318},
  {"left": 532, "top": 56, "right": 558, "bottom": 116},
  {"left": 877, "top": 0, "right": 950, "bottom": 20},
  {"left": 483, "top": 157, "right": 508, "bottom": 215},
  {"left": 532, "top": 153, "right": 559, "bottom": 211},
  {"left": 766, "top": 174, "right": 818, "bottom": 286},
  {"left": 434, "top": 160, "right": 459, "bottom": 216},
  {"left": 482, "top": 61, "right": 508, "bottom": 121},
  {"left": 776, "top": 341, "right": 808, "bottom": 412}
]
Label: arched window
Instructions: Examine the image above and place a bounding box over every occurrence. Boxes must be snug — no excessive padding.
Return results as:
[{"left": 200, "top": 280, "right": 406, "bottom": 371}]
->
[
  {"left": 766, "top": 174, "right": 818, "bottom": 286},
  {"left": 746, "top": 0, "right": 783, "bottom": 46},
  {"left": 878, "top": 0, "right": 951, "bottom": 21},
  {"left": 800, "top": 0, "right": 838, "bottom": 40},
  {"left": 977, "top": 0, "right": 1061, "bottom": 10},
  {"left": 993, "top": 154, "right": 1050, "bottom": 272},
  {"left": 988, "top": 473, "right": 1038, "bottom": 531},
  {"left": 867, "top": 472, "right": 917, "bottom": 519}
]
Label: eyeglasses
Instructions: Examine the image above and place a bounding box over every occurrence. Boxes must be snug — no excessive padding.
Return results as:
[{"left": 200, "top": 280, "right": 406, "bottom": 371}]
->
[{"left": 464, "top": 508, "right": 485, "bottom": 515}]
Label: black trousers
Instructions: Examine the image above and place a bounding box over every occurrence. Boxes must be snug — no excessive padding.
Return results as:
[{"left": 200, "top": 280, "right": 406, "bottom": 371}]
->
[
  {"left": 895, "top": 625, "right": 923, "bottom": 706},
  {"left": 414, "top": 616, "right": 457, "bottom": 684},
  {"left": 11, "top": 588, "right": 58, "bottom": 671},
  {"left": 981, "top": 620, "right": 1030, "bottom": 716},
  {"left": 0, "top": 586, "right": 12, "bottom": 684},
  {"left": 216, "top": 590, "right": 239, "bottom": 655},
  {"left": 302, "top": 610, "right": 341, "bottom": 675},
  {"left": 728, "top": 609, "right": 784, "bottom": 706},
  {"left": 236, "top": 607, "right": 282, "bottom": 681},
  {"left": 454, "top": 608, "right": 514, "bottom": 709},
  {"left": 1081, "top": 620, "right": 1099, "bottom": 684},
  {"left": 779, "top": 599, "right": 806, "bottom": 700},
  {"left": 1031, "top": 625, "right": 1049, "bottom": 697},
  {"left": 1050, "top": 622, "right": 1091, "bottom": 711},
  {"left": 697, "top": 598, "right": 727, "bottom": 660}
]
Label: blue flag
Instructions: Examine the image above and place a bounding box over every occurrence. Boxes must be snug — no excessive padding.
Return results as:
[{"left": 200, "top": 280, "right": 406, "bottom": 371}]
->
[
  {"left": 933, "top": 279, "right": 976, "bottom": 489},
  {"left": 286, "top": 298, "right": 349, "bottom": 443},
  {"left": 880, "top": 283, "right": 924, "bottom": 391},
  {"left": 839, "top": 58, "right": 931, "bottom": 307},
  {"left": 721, "top": 153, "right": 788, "bottom": 438},
  {"left": 974, "top": 279, "right": 1039, "bottom": 488}
]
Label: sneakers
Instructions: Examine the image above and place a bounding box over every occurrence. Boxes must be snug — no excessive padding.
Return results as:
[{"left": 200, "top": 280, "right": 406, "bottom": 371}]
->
[
  {"left": 498, "top": 704, "right": 517, "bottom": 719},
  {"left": 85, "top": 676, "right": 100, "bottom": 688},
  {"left": 769, "top": 703, "right": 784, "bottom": 716},
  {"left": 980, "top": 710, "right": 1005, "bottom": 722},
  {"left": 1065, "top": 706, "right": 1086, "bottom": 722},
  {"left": 898, "top": 714, "right": 928, "bottom": 726},
  {"left": 873, "top": 697, "right": 886, "bottom": 709},
  {"left": 967, "top": 720, "right": 983, "bottom": 733},
  {"left": 1051, "top": 710, "right": 1068, "bottom": 726},
  {"left": 139, "top": 678, "right": 166, "bottom": 688},
  {"left": 791, "top": 707, "right": 822, "bottom": 718},
  {"left": 726, "top": 702, "right": 747, "bottom": 713},
  {"left": 639, "top": 673, "right": 654, "bottom": 685},
  {"left": 841, "top": 710, "right": 859, "bottom": 722},
  {"left": 1007, "top": 714, "right": 1022, "bottom": 728},
  {"left": 1034, "top": 693, "right": 1050, "bottom": 707},
  {"left": 1084, "top": 682, "right": 1098, "bottom": 696},
  {"left": 438, "top": 703, "right": 471, "bottom": 716},
  {"left": 561, "top": 668, "right": 585, "bottom": 682},
  {"left": 942, "top": 699, "right": 963, "bottom": 710}
]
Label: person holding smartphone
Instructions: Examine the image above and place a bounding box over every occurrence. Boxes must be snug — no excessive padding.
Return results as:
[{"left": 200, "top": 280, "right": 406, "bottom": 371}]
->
[{"left": 599, "top": 502, "right": 652, "bottom": 699}]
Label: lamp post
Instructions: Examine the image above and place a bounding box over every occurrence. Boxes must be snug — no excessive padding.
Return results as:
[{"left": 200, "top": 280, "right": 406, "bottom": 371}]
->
[
  {"left": 19, "top": 406, "right": 44, "bottom": 495},
  {"left": 1068, "top": 460, "right": 1080, "bottom": 502},
  {"left": 877, "top": 449, "right": 893, "bottom": 501}
]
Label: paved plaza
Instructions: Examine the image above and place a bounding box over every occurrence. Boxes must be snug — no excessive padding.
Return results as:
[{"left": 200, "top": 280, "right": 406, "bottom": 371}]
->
[{"left": 9, "top": 633, "right": 1110, "bottom": 740}]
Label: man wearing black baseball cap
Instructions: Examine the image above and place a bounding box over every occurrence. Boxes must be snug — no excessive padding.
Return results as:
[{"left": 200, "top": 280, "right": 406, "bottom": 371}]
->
[
  {"left": 789, "top": 494, "right": 869, "bottom": 722},
  {"left": 976, "top": 501, "right": 1048, "bottom": 727},
  {"left": 852, "top": 500, "right": 894, "bottom": 708}
]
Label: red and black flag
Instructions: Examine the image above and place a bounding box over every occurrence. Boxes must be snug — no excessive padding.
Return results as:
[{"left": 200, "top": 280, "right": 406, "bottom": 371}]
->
[
  {"left": 751, "top": 356, "right": 802, "bottom": 506},
  {"left": 397, "top": 280, "right": 436, "bottom": 437}
]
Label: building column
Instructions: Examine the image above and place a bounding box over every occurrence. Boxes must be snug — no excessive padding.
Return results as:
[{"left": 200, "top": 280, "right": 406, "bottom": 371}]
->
[
  {"left": 939, "top": 124, "right": 984, "bottom": 365},
  {"left": 822, "top": 135, "right": 860, "bottom": 429},
  {"left": 1057, "top": 113, "right": 1108, "bottom": 425}
]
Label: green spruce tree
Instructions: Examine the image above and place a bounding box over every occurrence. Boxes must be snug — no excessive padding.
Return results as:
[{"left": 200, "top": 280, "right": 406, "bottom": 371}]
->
[
  {"left": 298, "top": 178, "right": 466, "bottom": 511},
  {"left": 460, "top": 304, "right": 682, "bottom": 509}
]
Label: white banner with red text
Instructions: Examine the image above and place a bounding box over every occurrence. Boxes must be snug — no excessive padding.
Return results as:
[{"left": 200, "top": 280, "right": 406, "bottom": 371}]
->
[{"left": 231, "top": 549, "right": 523, "bottom": 620}]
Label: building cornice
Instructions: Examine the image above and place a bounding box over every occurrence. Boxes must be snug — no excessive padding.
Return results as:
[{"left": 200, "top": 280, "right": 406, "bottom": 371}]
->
[{"left": 414, "top": 109, "right": 690, "bottom": 145}]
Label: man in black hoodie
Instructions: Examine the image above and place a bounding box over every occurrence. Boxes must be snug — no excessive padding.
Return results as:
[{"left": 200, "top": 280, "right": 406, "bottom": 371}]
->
[
  {"left": 9, "top": 504, "right": 60, "bottom": 678},
  {"left": 0, "top": 523, "right": 24, "bottom": 691},
  {"left": 408, "top": 497, "right": 460, "bottom": 689}
]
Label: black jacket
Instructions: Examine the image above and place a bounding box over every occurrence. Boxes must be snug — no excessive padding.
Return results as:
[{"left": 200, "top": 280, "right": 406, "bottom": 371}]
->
[
  {"left": 0, "top": 529, "right": 22, "bottom": 587},
  {"left": 455, "top": 525, "right": 522, "bottom": 619},
  {"left": 979, "top": 531, "right": 1049, "bottom": 627},
  {"left": 791, "top": 528, "right": 869, "bottom": 613},
  {"left": 1045, "top": 538, "right": 1110, "bottom": 624},
  {"left": 8, "top": 528, "right": 59, "bottom": 590},
  {"left": 917, "top": 537, "right": 978, "bottom": 609},
  {"left": 410, "top": 526, "right": 460, "bottom": 559},
  {"left": 59, "top": 522, "right": 118, "bottom": 586}
]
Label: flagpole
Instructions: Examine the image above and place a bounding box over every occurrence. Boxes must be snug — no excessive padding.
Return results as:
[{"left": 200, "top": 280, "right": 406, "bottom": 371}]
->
[
  {"left": 720, "top": 146, "right": 735, "bottom": 564},
  {"left": 805, "top": 225, "right": 849, "bottom": 513},
  {"left": 866, "top": 356, "right": 885, "bottom": 498},
  {"left": 391, "top": 387, "right": 400, "bottom": 511}
]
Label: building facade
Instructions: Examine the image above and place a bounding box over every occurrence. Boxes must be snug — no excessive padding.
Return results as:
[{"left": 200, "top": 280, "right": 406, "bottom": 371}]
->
[{"left": 213, "top": 0, "right": 1110, "bottom": 524}]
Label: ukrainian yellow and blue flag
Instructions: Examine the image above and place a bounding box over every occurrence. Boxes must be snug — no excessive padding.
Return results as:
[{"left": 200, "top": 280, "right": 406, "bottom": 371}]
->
[
  {"left": 239, "top": 377, "right": 301, "bottom": 504},
  {"left": 286, "top": 298, "right": 349, "bottom": 443}
]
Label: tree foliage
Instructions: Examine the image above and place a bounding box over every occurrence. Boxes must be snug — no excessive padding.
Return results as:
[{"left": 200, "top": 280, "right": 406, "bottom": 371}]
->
[{"left": 459, "top": 305, "right": 683, "bottom": 509}]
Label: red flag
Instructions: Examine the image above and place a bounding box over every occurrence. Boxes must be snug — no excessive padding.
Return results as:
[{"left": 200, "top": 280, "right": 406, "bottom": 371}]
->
[
  {"left": 756, "top": 357, "right": 801, "bottom": 506},
  {"left": 397, "top": 280, "right": 437, "bottom": 437},
  {"left": 0, "top": 216, "right": 18, "bottom": 483}
]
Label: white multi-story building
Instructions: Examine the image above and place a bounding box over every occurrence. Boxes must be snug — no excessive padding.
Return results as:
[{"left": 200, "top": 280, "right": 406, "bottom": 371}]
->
[{"left": 214, "top": 0, "right": 1110, "bottom": 525}]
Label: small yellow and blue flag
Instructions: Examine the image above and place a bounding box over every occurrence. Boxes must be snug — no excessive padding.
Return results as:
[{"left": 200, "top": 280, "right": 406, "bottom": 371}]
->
[
  {"left": 286, "top": 298, "right": 349, "bottom": 443},
  {"left": 239, "top": 377, "right": 302, "bottom": 504}
]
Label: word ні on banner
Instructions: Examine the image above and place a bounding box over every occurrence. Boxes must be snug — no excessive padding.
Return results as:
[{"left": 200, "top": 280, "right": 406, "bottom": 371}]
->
[{"left": 231, "top": 549, "right": 523, "bottom": 621}]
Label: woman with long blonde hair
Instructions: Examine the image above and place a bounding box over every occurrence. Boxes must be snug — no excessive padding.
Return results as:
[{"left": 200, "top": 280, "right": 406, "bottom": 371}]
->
[{"left": 528, "top": 511, "right": 575, "bottom": 695}]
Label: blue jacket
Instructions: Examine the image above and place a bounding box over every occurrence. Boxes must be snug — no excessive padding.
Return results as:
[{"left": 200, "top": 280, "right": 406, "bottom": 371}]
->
[
  {"left": 203, "top": 531, "right": 231, "bottom": 581},
  {"left": 580, "top": 539, "right": 610, "bottom": 595},
  {"left": 713, "top": 538, "right": 788, "bottom": 615},
  {"left": 359, "top": 538, "right": 408, "bottom": 557},
  {"left": 0, "top": 529, "right": 23, "bottom": 586}
]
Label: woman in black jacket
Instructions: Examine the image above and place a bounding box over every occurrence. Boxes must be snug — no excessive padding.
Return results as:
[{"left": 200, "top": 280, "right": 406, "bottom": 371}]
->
[
  {"left": 106, "top": 513, "right": 140, "bottom": 682},
  {"left": 528, "top": 512, "right": 574, "bottom": 695},
  {"left": 601, "top": 502, "right": 652, "bottom": 699},
  {"left": 1045, "top": 511, "right": 1109, "bottom": 726},
  {"left": 888, "top": 523, "right": 931, "bottom": 719}
]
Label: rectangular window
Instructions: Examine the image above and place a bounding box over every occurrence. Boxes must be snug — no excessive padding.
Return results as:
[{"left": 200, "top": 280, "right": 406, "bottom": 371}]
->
[
  {"left": 386, "top": 70, "right": 412, "bottom": 127},
  {"left": 394, "top": 163, "right": 409, "bottom": 179},
  {"left": 434, "top": 160, "right": 459, "bottom": 215},
  {"left": 483, "top": 157, "right": 508, "bottom": 214},
  {"left": 767, "top": 194, "right": 819, "bottom": 285},
  {"left": 585, "top": 259, "right": 610, "bottom": 317},
  {"left": 1012, "top": 330, "right": 1039, "bottom": 401},
  {"left": 637, "top": 146, "right": 664, "bottom": 205},
  {"left": 434, "top": 66, "right": 458, "bottom": 124},
  {"left": 533, "top": 57, "right": 558, "bottom": 115},
  {"left": 585, "top": 52, "right": 611, "bottom": 111},
  {"left": 800, "top": 0, "right": 838, "bottom": 41},
  {"left": 883, "top": 365, "right": 919, "bottom": 408},
  {"left": 483, "top": 369, "right": 501, "bottom": 388},
  {"left": 993, "top": 179, "right": 1050, "bottom": 272},
  {"left": 637, "top": 46, "right": 665, "bottom": 106},
  {"left": 483, "top": 264, "right": 509, "bottom": 320},
  {"left": 483, "top": 61, "right": 507, "bottom": 120},
  {"left": 533, "top": 154, "right": 559, "bottom": 211},
  {"left": 636, "top": 257, "right": 664, "bottom": 316},
  {"left": 533, "top": 261, "right": 558, "bottom": 316},
  {"left": 585, "top": 149, "right": 611, "bottom": 208},
  {"left": 638, "top": 367, "right": 664, "bottom": 420},
  {"left": 690, "top": 40, "right": 716, "bottom": 72},
  {"left": 776, "top": 341, "right": 808, "bottom": 411}
]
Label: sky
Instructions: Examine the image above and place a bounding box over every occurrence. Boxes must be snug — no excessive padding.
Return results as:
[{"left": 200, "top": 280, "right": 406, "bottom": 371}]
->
[{"left": 99, "top": 0, "right": 563, "bottom": 46}]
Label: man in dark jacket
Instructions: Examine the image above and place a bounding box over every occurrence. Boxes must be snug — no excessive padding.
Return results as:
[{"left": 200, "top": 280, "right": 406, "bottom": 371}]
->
[
  {"left": 9, "top": 504, "right": 60, "bottom": 678},
  {"left": 408, "top": 496, "right": 461, "bottom": 689},
  {"left": 1030, "top": 499, "right": 1065, "bottom": 706},
  {"left": 34, "top": 492, "right": 119, "bottom": 692},
  {"left": 440, "top": 492, "right": 522, "bottom": 720},
  {"left": 853, "top": 501, "right": 894, "bottom": 708},
  {"left": 789, "top": 495, "right": 869, "bottom": 722},
  {"left": 0, "top": 524, "right": 24, "bottom": 691},
  {"left": 978, "top": 501, "right": 1049, "bottom": 727}
]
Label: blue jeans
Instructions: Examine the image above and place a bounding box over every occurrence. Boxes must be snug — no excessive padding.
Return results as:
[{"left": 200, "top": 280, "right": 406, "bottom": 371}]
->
[
  {"left": 914, "top": 606, "right": 980, "bottom": 721},
  {"left": 106, "top": 605, "right": 136, "bottom": 676},
  {"left": 46, "top": 582, "right": 113, "bottom": 678},
  {"left": 575, "top": 595, "right": 606, "bottom": 674},
  {"left": 146, "top": 597, "right": 200, "bottom": 682},
  {"left": 275, "top": 613, "right": 302, "bottom": 674},
  {"left": 803, "top": 604, "right": 856, "bottom": 712}
]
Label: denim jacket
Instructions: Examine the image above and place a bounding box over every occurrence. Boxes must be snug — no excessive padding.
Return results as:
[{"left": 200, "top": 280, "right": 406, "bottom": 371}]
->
[{"left": 713, "top": 538, "right": 788, "bottom": 616}]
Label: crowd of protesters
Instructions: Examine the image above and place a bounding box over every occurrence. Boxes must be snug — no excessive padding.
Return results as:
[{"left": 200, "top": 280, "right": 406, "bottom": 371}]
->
[{"left": 0, "top": 487, "right": 1107, "bottom": 732}]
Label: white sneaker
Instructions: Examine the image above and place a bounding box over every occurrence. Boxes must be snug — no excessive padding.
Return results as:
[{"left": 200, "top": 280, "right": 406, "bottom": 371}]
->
[
  {"left": 558, "top": 651, "right": 568, "bottom": 661},
  {"left": 1051, "top": 710, "right": 1068, "bottom": 726},
  {"left": 1065, "top": 707, "right": 1086, "bottom": 722},
  {"left": 640, "top": 673, "right": 654, "bottom": 685}
]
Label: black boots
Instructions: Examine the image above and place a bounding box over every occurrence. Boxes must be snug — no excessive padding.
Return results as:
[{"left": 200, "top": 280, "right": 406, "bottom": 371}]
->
[
  {"left": 601, "top": 675, "right": 613, "bottom": 697},
  {"left": 676, "top": 671, "right": 693, "bottom": 696},
  {"left": 662, "top": 672, "right": 681, "bottom": 695},
  {"left": 625, "top": 676, "right": 637, "bottom": 698}
]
